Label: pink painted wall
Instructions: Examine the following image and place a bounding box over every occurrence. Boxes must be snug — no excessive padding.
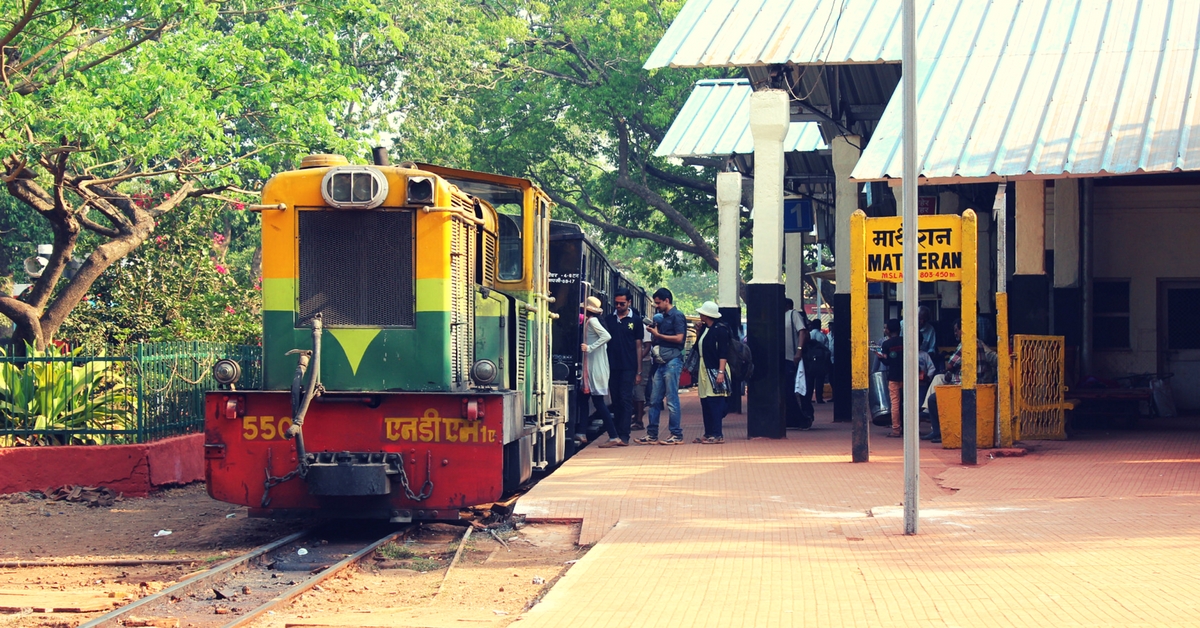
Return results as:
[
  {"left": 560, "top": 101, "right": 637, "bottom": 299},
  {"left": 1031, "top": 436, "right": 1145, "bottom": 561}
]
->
[{"left": 0, "top": 433, "right": 204, "bottom": 497}]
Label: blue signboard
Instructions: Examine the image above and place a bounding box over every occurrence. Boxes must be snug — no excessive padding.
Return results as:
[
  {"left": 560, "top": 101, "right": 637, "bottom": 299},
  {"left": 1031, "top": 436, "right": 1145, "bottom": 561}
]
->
[{"left": 784, "top": 199, "right": 813, "bottom": 233}]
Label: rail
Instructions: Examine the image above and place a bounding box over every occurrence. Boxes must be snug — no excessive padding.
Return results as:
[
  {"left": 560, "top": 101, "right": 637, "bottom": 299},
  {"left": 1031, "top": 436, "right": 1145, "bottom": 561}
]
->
[{"left": 81, "top": 525, "right": 414, "bottom": 627}]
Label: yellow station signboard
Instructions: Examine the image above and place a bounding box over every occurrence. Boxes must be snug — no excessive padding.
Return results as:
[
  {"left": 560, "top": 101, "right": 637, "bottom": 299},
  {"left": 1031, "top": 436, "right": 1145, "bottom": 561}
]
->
[{"left": 864, "top": 214, "right": 962, "bottom": 282}]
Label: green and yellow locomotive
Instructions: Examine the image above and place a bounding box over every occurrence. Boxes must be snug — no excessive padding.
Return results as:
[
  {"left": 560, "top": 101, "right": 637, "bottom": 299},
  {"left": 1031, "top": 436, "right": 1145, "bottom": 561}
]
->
[{"left": 204, "top": 154, "right": 569, "bottom": 520}]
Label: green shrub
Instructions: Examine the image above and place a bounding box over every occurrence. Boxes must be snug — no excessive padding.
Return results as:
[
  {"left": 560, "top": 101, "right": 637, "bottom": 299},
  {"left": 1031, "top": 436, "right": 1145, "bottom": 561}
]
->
[{"left": 0, "top": 345, "right": 138, "bottom": 446}]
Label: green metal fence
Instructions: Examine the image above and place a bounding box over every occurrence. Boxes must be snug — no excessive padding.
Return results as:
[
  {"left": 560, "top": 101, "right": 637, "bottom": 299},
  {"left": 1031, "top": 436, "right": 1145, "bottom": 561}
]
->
[{"left": 0, "top": 342, "right": 261, "bottom": 446}]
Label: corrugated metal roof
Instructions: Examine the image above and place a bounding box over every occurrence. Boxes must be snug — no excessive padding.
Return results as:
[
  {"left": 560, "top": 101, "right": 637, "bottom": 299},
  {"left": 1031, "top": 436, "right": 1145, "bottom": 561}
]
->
[
  {"left": 853, "top": 0, "right": 1200, "bottom": 180},
  {"left": 647, "top": 0, "right": 1200, "bottom": 179},
  {"left": 656, "top": 79, "right": 827, "bottom": 157},
  {"left": 645, "top": 0, "right": 908, "bottom": 69}
]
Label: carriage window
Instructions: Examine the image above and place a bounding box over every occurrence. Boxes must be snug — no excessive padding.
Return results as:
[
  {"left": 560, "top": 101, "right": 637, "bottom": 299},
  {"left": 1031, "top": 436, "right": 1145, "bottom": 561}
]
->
[{"left": 496, "top": 203, "right": 523, "bottom": 281}]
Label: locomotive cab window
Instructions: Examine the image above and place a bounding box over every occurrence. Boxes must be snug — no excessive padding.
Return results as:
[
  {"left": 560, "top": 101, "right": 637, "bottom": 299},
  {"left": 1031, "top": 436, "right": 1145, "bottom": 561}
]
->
[
  {"left": 443, "top": 177, "right": 526, "bottom": 282},
  {"left": 495, "top": 203, "right": 524, "bottom": 281}
]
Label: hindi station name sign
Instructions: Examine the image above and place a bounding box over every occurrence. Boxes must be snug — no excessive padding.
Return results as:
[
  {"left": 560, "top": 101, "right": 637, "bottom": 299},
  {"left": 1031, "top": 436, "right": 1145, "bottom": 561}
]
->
[{"left": 864, "top": 215, "right": 962, "bottom": 282}]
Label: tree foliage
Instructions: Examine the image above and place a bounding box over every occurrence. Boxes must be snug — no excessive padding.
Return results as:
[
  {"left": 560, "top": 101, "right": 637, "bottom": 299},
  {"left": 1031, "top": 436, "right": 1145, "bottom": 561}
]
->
[
  {"left": 0, "top": 0, "right": 404, "bottom": 349},
  {"left": 393, "top": 0, "right": 742, "bottom": 278},
  {"left": 58, "top": 203, "right": 261, "bottom": 351}
]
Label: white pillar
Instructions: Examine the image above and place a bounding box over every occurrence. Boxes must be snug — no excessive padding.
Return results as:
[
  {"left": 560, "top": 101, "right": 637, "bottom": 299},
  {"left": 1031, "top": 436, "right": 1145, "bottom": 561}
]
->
[
  {"left": 833, "top": 136, "right": 862, "bottom": 292},
  {"left": 1015, "top": 180, "right": 1046, "bottom": 275},
  {"left": 785, "top": 232, "right": 804, "bottom": 303},
  {"left": 750, "top": 90, "right": 789, "bottom": 285},
  {"left": 717, "top": 172, "right": 742, "bottom": 308},
  {"left": 1053, "top": 180, "right": 1080, "bottom": 288}
]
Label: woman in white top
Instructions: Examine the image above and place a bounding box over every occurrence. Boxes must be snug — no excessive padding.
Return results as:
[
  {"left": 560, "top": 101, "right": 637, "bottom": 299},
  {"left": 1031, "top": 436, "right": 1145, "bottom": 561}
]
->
[{"left": 579, "top": 296, "right": 620, "bottom": 446}]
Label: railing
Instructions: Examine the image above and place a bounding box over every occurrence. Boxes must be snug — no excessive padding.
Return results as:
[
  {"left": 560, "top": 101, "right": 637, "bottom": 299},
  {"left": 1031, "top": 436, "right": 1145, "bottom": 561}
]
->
[{"left": 0, "top": 342, "right": 261, "bottom": 446}]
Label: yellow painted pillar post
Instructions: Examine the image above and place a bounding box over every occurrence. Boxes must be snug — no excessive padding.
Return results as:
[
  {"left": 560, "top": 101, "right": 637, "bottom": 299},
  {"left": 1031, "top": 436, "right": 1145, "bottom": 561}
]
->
[
  {"left": 996, "top": 292, "right": 1013, "bottom": 446},
  {"left": 961, "top": 209, "right": 978, "bottom": 465},
  {"left": 850, "top": 210, "right": 870, "bottom": 462}
]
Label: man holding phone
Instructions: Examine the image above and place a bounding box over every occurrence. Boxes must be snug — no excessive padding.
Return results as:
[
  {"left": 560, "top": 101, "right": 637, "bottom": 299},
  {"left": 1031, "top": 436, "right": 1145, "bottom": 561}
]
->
[{"left": 635, "top": 288, "right": 688, "bottom": 445}]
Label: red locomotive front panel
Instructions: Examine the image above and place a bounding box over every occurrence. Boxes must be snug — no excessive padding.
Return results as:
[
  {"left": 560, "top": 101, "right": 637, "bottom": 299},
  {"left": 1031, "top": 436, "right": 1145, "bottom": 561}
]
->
[{"left": 205, "top": 391, "right": 510, "bottom": 517}]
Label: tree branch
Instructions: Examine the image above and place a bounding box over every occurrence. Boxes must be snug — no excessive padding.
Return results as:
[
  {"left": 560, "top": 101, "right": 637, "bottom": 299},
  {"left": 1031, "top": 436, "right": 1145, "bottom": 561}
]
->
[
  {"left": 0, "top": 296, "right": 43, "bottom": 349},
  {"left": 644, "top": 162, "right": 716, "bottom": 195},
  {"left": 612, "top": 117, "right": 719, "bottom": 271},
  {"left": 15, "top": 18, "right": 173, "bottom": 95},
  {"left": 538, "top": 182, "right": 703, "bottom": 255},
  {"left": 0, "top": 0, "right": 44, "bottom": 52}
]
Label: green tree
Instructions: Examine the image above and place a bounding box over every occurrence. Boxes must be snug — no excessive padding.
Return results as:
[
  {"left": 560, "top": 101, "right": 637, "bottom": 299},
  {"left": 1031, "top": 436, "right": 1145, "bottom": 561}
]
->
[
  {"left": 392, "top": 0, "right": 745, "bottom": 277},
  {"left": 58, "top": 203, "right": 261, "bottom": 350},
  {"left": 0, "top": 0, "right": 403, "bottom": 350}
]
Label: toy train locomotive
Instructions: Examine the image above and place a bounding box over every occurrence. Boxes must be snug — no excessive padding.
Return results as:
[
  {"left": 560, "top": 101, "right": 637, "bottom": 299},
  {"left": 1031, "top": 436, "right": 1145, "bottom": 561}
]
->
[{"left": 204, "top": 153, "right": 644, "bottom": 521}]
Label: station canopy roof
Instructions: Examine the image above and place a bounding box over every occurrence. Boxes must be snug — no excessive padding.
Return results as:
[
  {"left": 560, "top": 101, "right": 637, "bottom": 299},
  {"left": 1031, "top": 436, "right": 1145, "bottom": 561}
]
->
[
  {"left": 647, "top": 0, "right": 1200, "bottom": 182},
  {"left": 655, "top": 79, "right": 827, "bottom": 158}
]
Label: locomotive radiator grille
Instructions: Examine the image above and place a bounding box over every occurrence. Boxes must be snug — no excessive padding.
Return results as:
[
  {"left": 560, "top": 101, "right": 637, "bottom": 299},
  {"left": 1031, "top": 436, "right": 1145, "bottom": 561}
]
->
[
  {"left": 516, "top": 313, "right": 527, "bottom": 398},
  {"left": 298, "top": 210, "right": 415, "bottom": 327},
  {"left": 482, "top": 232, "right": 498, "bottom": 286},
  {"left": 449, "top": 217, "right": 475, "bottom": 386}
]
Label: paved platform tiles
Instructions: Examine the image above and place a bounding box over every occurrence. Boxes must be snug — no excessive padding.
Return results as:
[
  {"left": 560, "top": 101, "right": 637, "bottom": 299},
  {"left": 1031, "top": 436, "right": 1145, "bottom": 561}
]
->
[{"left": 517, "top": 390, "right": 1200, "bottom": 627}]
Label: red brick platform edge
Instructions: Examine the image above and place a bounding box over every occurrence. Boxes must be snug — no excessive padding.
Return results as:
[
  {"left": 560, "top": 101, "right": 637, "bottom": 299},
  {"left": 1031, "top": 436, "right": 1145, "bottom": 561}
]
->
[{"left": 0, "top": 433, "right": 204, "bottom": 497}]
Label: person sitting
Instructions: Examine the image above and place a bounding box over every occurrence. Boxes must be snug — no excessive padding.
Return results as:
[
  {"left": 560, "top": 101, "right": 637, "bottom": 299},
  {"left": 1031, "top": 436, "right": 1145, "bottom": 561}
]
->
[{"left": 921, "top": 321, "right": 998, "bottom": 443}]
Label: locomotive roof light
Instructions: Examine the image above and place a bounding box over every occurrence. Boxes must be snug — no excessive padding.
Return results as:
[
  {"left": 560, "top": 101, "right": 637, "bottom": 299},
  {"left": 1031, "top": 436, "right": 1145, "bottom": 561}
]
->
[
  {"left": 471, "top": 359, "right": 498, "bottom": 386},
  {"left": 406, "top": 176, "right": 435, "bottom": 206},
  {"left": 212, "top": 359, "right": 242, "bottom": 388},
  {"left": 320, "top": 166, "right": 388, "bottom": 209}
]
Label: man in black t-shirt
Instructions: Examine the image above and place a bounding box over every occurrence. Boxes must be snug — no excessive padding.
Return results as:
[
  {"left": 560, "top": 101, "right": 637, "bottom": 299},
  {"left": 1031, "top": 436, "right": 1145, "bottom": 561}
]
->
[
  {"left": 876, "top": 319, "right": 904, "bottom": 438},
  {"left": 603, "top": 289, "right": 644, "bottom": 446}
]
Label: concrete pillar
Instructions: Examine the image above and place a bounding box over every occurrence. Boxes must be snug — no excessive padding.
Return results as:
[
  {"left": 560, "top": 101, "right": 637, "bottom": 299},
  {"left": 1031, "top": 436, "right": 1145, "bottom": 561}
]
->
[
  {"left": 938, "top": 191, "right": 962, "bottom": 307},
  {"left": 717, "top": 173, "right": 742, "bottom": 308},
  {"left": 831, "top": 135, "right": 861, "bottom": 422},
  {"left": 833, "top": 136, "right": 862, "bottom": 291},
  {"left": 750, "top": 90, "right": 788, "bottom": 286},
  {"left": 717, "top": 172, "right": 744, "bottom": 414},
  {"left": 1054, "top": 180, "right": 1081, "bottom": 288},
  {"left": 976, "top": 209, "right": 993, "bottom": 314},
  {"left": 746, "top": 89, "right": 789, "bottom": 439},
  {"left": 785, "top": 232, "right": 804, "bottom": 304},
  {"left": 1015, "top": 180, "right": 1046, "bottom": 275}
]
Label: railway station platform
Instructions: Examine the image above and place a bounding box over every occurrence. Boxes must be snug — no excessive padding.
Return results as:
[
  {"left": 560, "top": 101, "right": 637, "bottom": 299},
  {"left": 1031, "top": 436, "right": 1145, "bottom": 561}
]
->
[{"left": 516, "top": 390, "right": 1200, "bottom": 627}]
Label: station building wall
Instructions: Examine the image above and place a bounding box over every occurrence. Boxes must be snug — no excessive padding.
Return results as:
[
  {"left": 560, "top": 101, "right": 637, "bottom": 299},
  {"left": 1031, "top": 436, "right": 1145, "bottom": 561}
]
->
[{"left": 1091, "top": 184, "right": 1200, "bottom": 380}]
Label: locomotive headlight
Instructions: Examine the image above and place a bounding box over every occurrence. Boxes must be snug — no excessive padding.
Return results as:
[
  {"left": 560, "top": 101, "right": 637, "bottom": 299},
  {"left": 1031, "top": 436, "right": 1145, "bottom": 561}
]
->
[
  {"left": 406, "top": 176, "right": 435, "bottom": 206},
  {"left": 212, "top": 359, "right": 242, "bottom": 387},
  {"left": 320, "top": 166, "right": 388, "bottom": 209},
  {"left": 471, "top": 359, "right": 498, "bottom": 386}
]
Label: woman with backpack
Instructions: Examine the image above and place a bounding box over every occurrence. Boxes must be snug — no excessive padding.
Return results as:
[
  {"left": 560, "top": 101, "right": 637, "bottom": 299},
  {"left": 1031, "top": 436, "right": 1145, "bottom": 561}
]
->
[{"left": 692, "top": 301, "right": 731, "bottom": 444}]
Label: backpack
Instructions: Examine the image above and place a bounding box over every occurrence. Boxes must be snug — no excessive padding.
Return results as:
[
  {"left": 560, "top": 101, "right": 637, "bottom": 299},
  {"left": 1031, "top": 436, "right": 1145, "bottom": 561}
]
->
[
  {"left": 804, "top": 334, "right": 831, "bottom": 373},
  {"left": 722, "top": 323, "right": 754, "bottom": 381}
]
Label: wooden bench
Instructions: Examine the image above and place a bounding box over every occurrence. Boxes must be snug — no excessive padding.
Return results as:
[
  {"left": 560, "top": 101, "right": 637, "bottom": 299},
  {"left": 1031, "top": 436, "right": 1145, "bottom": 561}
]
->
[{"left": 1064, "top": 387, "right": 1153, "bottom": 428}]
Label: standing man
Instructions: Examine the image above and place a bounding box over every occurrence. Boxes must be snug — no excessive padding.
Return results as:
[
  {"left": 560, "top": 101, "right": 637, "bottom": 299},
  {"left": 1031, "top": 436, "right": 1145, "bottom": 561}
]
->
[
  {"left": 604, "top": 289, "right": 644, "bottom": 447},
  {"left": 636, "top": 288, "right": 688, "bottom": 445},
  {"left": 782, "top": 299, "right": 809, "bottom": 428},
  {"left": 876, "top": 319, "right": 905, "bottom": 438},
  {"left": 805, "top": 318, "right": 832, "bottom": 404},
  {"left": 917, "top": 305, "right": 940, "bottom": 370}
]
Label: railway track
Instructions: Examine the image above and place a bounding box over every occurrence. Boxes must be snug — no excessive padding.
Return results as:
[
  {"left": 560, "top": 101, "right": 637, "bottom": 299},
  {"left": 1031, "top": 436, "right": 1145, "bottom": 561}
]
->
[{"left": 81, "top": 523, "right": 414, "bottom": 627}]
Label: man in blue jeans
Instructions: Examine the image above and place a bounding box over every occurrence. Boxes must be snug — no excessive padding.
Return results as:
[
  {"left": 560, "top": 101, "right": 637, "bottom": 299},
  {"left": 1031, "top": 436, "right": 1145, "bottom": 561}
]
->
[{"left": 636, "top": 288, "right": 689, "bottom": 445}]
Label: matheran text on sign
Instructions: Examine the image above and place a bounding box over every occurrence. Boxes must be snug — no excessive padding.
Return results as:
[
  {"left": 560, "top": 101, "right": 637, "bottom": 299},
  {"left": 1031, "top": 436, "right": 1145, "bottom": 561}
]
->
[{"left": 864, "top": 215, "right": 962, "bottom": 282}]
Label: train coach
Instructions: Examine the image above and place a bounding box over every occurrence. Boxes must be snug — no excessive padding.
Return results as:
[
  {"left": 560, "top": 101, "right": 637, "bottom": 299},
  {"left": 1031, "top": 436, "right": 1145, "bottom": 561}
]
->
[{"left": 204, "top": 153, "right": 641, "bottom": 521}]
